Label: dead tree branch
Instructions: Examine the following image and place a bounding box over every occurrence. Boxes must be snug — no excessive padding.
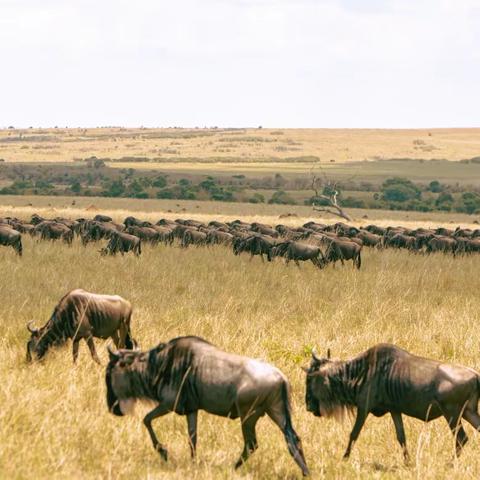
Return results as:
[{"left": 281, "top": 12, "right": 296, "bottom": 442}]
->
[{"left": 310, "top": 170, "right": 352, "bottom": 221}]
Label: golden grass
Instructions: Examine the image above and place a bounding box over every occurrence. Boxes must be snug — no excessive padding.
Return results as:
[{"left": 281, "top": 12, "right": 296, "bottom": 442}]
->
[
  {"left": 1, "top": 218, "right": 480, "bottom": 478},
  {"left": 1, "top": 127, "right": 480, "bottom": 163}
]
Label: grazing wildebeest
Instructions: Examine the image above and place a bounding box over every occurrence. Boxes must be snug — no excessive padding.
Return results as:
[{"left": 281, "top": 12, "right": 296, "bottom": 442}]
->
[
  {"left": 100, "top": 232, "right": 141, "bottom": 256},
  {"left": 304, "top": 344, "right": 480, "bottom": 461},
  {"left": 323, "top": 239, "right": 362, "bottom": 269},
  {"left": 271, "top": 241, "right": 325, "bottom": 268},
  {"left": 0, "top": 225, "right": 22, "bottom": 256},
  {"left": 106, "top": 336, "right": 309, "bottom": 476},
  {"left": 27, "top": 289, "right": 135, "bottom": 363}
]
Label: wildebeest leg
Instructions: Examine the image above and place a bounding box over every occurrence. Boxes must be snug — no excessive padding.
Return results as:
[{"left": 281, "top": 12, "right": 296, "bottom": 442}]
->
[
  {"left": 294, "top": 260, "right": 300, "bottom": 267},
  {"left": 187, "top": 411, "right": 198, "bottom": 458},
  {"left": 234, "top": 413, "right": 261, "bottom": 469},
  {"left": 444, "top": 411, "right": 468, "bottom": 456},
  {"left": 143, "top": 405, "right": 171, "bottom": 461},
  {"left": 86, "top": 336, "right": 101, "bottom": 364},
  {"left": 111, "top": 331, "right": 120, "bottom": 348},
  {"left": 391, "top": 412, "right": 409, "bottom": 462},
  {"left": 343, "top": 409, "right": 368, "bottom": 458},
  {"left": 72, "top": 339, "right": 80, "bottom": 363},
  {"left": 267, "top": 407, "right": 309, "bottom": 476},
  {"left": 463, "top": 409, "right": 480, "bottom": 431}
]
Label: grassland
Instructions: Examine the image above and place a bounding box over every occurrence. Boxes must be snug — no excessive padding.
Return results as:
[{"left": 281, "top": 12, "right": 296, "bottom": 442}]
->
[
  {"left": 1, "top": 201, "right": 480, "bottom": 479},
  {"left": 1, "top": 127, "right": 480, "bottom": 163},
  {"left": 1, "top": 194, "right": 480, "bottom": 230}
]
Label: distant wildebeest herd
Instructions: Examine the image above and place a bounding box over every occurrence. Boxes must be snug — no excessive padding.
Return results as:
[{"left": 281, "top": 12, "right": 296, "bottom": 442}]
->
[
  {"left": 2, "top": 212, "right": 480, "bottom": 267},
  {"left": 25, "top": 288, "right": 480, "bottom": 476}
]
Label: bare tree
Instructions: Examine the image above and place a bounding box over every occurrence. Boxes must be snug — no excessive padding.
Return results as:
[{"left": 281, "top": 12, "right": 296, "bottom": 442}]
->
[{"left": 310, "top": 168, "right": 352, "bottom": 221}]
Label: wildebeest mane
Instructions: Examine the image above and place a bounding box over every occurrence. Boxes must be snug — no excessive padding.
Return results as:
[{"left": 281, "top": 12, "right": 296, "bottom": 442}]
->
[
  {"left": 313, "top": 348, "right": 390, "bottom": 419},
  {"left": 148, "top": 336, "right": 212, "bottom": 389},
  {"left": 35, "top": 291, "right": 90, "bottom": 356}
]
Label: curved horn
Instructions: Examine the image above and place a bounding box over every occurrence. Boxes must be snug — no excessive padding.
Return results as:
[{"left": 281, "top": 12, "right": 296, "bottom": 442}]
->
[
  {"left": 27, "top": 321, "right": 38, "bottom": 334},
  {"left": 311, "top": 348, "right": 322, "bottom": 362},
  {"left": 107, "top": 344, "right": 120, "bottom": 361}
]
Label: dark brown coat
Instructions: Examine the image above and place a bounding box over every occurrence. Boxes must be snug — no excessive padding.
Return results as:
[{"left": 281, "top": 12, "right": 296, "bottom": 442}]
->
[
  {"left": 304, "top": 344, "right": 480, "bottom": 460},
  {"left": 106, "top": 336, "right": 309, "bottom": 475}
]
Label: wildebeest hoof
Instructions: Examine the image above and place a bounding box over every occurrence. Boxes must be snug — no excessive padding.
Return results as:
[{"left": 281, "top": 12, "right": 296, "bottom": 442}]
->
[{"left": 156, "top": 446, "right": 168, "bottom": 461}]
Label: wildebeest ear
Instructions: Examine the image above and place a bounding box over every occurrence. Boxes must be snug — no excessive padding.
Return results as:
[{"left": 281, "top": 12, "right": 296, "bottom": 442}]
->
[{"left": 327, "top": 348, "right": 331, "bottom": 359}]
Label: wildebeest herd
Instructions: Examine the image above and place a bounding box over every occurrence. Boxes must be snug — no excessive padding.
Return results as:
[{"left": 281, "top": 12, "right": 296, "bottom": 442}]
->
[
  {"left": 25, "top": 288, "right": 480, "bottom": 476},
  {"left": 2, "top": 212, "right": 480, "bottom": 267}
]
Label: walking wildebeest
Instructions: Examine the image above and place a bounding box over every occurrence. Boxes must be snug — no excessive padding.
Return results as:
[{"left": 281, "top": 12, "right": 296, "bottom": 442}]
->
[
  {"left": 304, "top": 344, "right": 480, "bottom": 461},
  {"left": 233, "top": 234, "right": 277, "bottom": 262},
  {"left": 323, "top": 239, "right": 362, "bottom": 269},
  {"left": 27, "top": 289, "right": 135, "bottom": 363},
  {"left": 271, "top": 241, "right": 325, "bottom": 268},
  {"left": 106, "top": 336, "right": 309, "bottom": 476},
  {"left": 0, "top": 225, "right": 22, "bottom": 256},
  {"left": 100, "top": 232, "right": 141, "bottom": 256}
]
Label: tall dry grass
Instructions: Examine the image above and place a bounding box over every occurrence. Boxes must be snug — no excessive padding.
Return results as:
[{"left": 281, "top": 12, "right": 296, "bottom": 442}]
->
[{"left": 1, "top": 235, "right": 480, "bottom": 479}]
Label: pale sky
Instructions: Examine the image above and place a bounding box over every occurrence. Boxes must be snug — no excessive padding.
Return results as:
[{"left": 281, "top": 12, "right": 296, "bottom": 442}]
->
[{"left": 0, "top": 0, "right": 479, "bottom": 128}]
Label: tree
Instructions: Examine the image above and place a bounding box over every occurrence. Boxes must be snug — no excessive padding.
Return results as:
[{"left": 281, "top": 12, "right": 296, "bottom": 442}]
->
[
  {"left": 381, "top": 178, "right": 420, "bottom": 202},
  {"left": 268, "top": 190, "right": 296, "bottom": 205},
  {"left": 457, "top": 192, "right": 480, "bottom": 214},
  {"left": 309, "top": 170, "right": 351, "bottom": 221},
  {"left": 428, "top": 180, "right": 443, "bottom": 193}
]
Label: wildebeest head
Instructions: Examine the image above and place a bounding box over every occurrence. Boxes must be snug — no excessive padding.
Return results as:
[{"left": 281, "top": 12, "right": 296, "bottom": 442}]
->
[
  {"left": 303, "top": 349, "right": 332, "bottom": 417},
  {"left": 106, "top": 344, "right": 164, "bottom": 416},
  {"left": 26, "top": 321, "right": 47, "bottom": 361}
]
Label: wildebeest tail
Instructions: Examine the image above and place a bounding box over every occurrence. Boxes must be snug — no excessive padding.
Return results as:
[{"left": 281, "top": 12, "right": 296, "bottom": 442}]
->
[
  {"left": 16, "top": 237, "right": 23, "bottom": 256},
  {"left": 124, "top": 327, "right": 137, "bottom": 349},
  {"left": 280, "top": 380, "right": 294, "bottom": 432},
  {"left": 137, "top": 239, "right": 142, "bottom": 256},
  {"left": 280, "top": 379, "right": 310, "bottom": 476}
]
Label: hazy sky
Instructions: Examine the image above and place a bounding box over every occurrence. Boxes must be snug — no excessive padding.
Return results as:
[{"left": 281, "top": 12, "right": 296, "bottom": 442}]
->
[{"left": 1, "top": 0, "right": 479, "bottom": 128}]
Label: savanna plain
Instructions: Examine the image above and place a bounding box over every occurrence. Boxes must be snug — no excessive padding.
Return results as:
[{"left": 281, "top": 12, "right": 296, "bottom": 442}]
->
[{"left": 1, "top": 204, "right": 480, "bottom": 480}]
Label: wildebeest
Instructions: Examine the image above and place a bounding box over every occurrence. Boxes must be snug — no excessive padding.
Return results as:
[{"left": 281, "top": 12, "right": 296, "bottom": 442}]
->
[
  {"left": 233, "top": 234, "right": 277, "bottom": 262},
  {"left": 40, "top": 222, "right": 74, "bottom": 244},
  {"left": 181, "top": 229, "right": 207, "bottom": 248},
  {"left": 323, "top": 239, "right": 362, "bottom": 269},
  {"left": 426, "top": 236, "right": 457, "bottom": 254},
  {"left": 0, "top": 225, "right": 22, "bottom": 255},
  {"left": 94, "top": 214, "right": 113, "bottom": 223},
  {"left": 27, "top": 289, "right": 135, "bottom": 363},
  {"left": 100, "top": 232, "right": 141, "bottom": 256},
  {"left": 304, "top": 344, "right": 480, "bottom": 461},
  {"left": 106, "top": 336, "right": 309, "bottom": 476},
  {"left": 272, "top": 241, "right": 325, "bottom": 268}
]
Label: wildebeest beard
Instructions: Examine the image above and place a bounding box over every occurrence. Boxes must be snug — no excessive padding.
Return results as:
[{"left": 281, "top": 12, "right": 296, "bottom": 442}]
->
[{"left": 311, "top": 356, "right": 373, "bottom": 420}]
